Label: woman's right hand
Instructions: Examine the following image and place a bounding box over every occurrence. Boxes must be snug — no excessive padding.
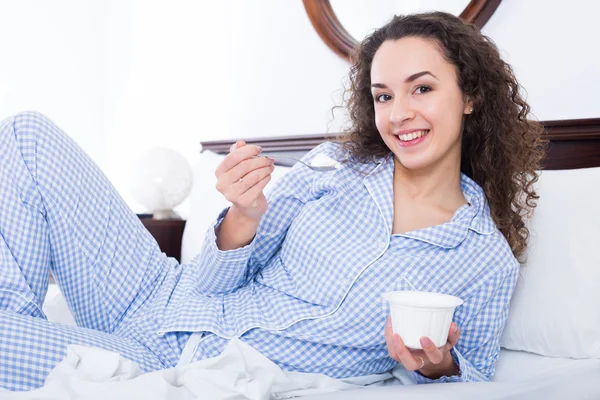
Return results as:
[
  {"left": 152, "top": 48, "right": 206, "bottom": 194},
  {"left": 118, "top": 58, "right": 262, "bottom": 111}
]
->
[{"left": 215, "top": 140, "right": 275, "bottom": 222}]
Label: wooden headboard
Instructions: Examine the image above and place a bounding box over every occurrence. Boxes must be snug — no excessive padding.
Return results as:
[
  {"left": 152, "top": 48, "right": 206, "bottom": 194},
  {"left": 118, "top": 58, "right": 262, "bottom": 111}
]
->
[{"left": 200, "top": 118, "right": 600, "bottom": 170}]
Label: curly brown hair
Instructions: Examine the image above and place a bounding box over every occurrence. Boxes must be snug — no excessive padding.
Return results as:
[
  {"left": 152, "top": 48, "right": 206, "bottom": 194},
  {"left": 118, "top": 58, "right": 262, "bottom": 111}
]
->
[{"left": 335, "top": 12, "right": 547, "bottom": 261}]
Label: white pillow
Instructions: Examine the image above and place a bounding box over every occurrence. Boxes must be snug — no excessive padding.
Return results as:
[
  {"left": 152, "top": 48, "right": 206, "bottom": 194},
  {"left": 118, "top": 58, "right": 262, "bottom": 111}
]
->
[
  {"left": 500, "top": 167, "right": 600, "bottom": 358},
  {"left": 180, "top": 150, "right": 292, "bottom": 264}
]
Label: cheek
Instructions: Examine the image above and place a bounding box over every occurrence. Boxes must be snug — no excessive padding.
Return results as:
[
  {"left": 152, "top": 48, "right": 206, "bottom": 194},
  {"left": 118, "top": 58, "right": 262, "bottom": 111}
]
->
[
  {"left": 374, "top": 109, "right": 388, "bottom": 134},
  {"left": 421, "top": 97, "right": 446, "bottom": 120},
  {"left": 425, "top": 96, "right": 462, "bottom": 128}
]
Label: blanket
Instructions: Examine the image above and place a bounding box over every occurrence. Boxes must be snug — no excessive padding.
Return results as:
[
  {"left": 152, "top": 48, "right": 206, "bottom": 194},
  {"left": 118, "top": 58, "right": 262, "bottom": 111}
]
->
[{"left": 0, "top": 338, "right": 405, "bottom": 399}]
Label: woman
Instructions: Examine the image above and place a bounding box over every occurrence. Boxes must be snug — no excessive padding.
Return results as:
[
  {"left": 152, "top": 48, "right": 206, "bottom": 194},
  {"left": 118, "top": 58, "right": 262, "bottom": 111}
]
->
[
  {"left": 0, "top": 12, "right": 544, "bottom": 391},
  {"left": 346, "top": 12, "right": 546, "bottom": 380},
  {"left": 210, "top": 11, "right": 544, "bottom": 382}
]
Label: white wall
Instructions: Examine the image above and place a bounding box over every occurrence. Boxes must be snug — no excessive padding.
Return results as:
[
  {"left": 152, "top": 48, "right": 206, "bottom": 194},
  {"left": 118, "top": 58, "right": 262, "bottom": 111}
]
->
[
  {"left": 1, "top": 0, "right": 598, "bottom": 216},
  {"left": 101, "top": 0, "right": 236, "bottom": 215},
  {"left": 0, "top": 0, "right": 107, "bottom": 164},
  {"left": 100, "top": 0, "right": 352, "bottom": 216},
  {"left": 227, "top": 0, "right": 350, "bottom": 138},
  {"left": 482, "top": 0, "right": 600, "bottom": 121}
]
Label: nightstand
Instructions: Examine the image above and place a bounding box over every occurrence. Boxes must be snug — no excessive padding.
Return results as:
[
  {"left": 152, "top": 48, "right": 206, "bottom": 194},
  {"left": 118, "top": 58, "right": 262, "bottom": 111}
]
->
[{"left": 138, "top": 215, "right": 186, "bottom": 262}]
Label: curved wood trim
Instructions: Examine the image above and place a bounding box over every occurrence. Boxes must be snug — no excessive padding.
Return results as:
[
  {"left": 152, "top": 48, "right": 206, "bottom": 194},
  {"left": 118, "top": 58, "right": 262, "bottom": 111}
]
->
[
  {"left": 303, "top": 0, "right": 503, "bottom": 61},
  {"left": 459, "top": 0, "right": 503, "bottom": 27},
  {"left": 201, "top": 118, "right": 600, "bottom": 170},
  {"left": 303, "top": 0, "right": 354, "bottom": 60}
]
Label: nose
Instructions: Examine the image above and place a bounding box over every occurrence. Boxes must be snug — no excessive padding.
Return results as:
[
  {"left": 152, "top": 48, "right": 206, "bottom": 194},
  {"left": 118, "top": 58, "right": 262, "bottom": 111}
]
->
[{"left": 388, "top": 97, "right": 416, "bottom": 125}]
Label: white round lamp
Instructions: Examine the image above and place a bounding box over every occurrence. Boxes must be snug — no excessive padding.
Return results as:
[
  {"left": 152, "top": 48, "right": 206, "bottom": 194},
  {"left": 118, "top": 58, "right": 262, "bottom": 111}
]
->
[{"left": 129, "top": 147, "right": 193, "bottom": 219}]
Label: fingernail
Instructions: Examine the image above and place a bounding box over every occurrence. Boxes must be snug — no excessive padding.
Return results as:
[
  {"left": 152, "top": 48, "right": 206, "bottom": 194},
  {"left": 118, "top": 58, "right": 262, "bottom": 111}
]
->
[
  {"left": 386, "top": 318, "right": 391, "bottom": 328},
  {"left": 420, "top": 337, "right": 431, "bottom": 348},
  {"left": 453, "top": 323, "right": 458, "bottom": 333},
  {"left": 267, "top": 156, "right": 275, "bottom": 163},
  {"left": 392, "top": 335, "right": 400, "bottom": 346},
  {"left": 257, "top": 146, "right": 263, "bottom": 152}
]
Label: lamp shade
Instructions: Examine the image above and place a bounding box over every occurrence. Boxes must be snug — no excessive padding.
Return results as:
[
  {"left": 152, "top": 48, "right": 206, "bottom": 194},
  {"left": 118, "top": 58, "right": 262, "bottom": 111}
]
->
[{"left": 129, "top": 147, "right": 193, "bottom": 219}]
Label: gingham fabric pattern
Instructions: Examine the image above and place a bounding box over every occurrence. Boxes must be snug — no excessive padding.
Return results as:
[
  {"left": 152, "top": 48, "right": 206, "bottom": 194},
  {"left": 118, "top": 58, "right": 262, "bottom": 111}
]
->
[
  {"left": 0, "top": 111, "right": 519, "bottom": 391},
  {"left": 0, "top": 112, "right": 187, "bottom": 391},
  {"left": 165, "top": 141, "right": 519, "bottom": 383}
]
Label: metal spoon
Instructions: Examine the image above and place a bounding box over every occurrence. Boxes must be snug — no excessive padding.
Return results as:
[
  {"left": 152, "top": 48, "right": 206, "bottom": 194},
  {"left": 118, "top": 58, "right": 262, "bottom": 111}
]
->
[{"left": 269, "top": 155, "right": 339, "bottom": 172}]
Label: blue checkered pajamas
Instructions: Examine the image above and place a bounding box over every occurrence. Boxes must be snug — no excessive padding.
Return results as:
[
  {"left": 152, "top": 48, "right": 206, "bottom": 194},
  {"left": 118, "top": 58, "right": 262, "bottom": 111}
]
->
[
  {"left": 0, "top": 111, "right": 520, "bottom": 391},
  {"left": 0, "top": 112, "right": 187, "bottom": 391},
  {"left": 161, "top": 140, "right": 520, "bottom": 384}
]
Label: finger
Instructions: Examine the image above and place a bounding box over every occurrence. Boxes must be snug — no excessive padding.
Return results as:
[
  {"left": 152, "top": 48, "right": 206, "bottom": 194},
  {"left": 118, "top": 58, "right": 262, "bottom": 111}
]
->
[
  {"left": 235, "top": 139, "right": 246, "bottom": 150},
  {"left": 215, "top": 155, "right": 272, "bottom": 195},
  {"left": 438, "top": 323, "right": 460, "bottom": 354},
  {"left": 217, "top": 144, "right": 263, "bottom": 175},
  {"left": 229, "top": 139, "right": 247, "bottom": 153},
  {"left": 384, "top": 317, "right": 399, "bottom": 361},
  {"left": 227, "top": 156, "right": 274, "bottom": 185},
  {"left": 447, "top": 322, "right": 460, "bottom": 347},
  {"left": 219, "top": 163, "right": 273, "bottom": 201},
  {"left": 220, "top": 144, "right": 262, "bottom": 174},
  {"left": 234, "top": 165, "right": 275, "bottom": 196},
  {"left": 392, "top": 334, "right": 422, "bottom": 371},
  {"left": 420, "top": 337, "right": 444, "bottom": 364},
  {"left": 235, "top": 174, "right": 272, "bottom": 208}
]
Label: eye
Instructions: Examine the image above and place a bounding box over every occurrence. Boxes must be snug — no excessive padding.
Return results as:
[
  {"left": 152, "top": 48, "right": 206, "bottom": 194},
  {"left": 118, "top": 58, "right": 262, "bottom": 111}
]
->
[
  {"left": 414, "top": 85, "right": 432, "bottom": 94},
  {"left": 375, "top": 94, "right": 392, "bottom": 103}
]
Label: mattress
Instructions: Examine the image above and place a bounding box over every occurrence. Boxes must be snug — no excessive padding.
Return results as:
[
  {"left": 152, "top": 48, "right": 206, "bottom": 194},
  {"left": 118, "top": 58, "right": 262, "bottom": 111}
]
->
[{"left": 302, "top": 349, "right": 600, "bottom": 399}]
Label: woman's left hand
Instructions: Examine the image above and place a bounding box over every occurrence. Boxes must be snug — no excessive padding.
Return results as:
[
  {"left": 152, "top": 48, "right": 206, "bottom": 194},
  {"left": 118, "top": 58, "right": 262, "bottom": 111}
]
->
[{"left": 384, "top": 317, "right": 460, "bottom": 375}]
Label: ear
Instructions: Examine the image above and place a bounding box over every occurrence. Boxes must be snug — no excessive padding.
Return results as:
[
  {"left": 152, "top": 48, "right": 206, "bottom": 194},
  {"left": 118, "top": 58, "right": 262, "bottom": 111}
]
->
[{"left": 463, "top": 98, "right": 474, "bottom": 115}]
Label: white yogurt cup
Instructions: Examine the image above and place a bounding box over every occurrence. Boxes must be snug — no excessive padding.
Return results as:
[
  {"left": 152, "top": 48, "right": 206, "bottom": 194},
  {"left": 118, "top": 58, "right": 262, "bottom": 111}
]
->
[{"left": 383, "top": 291, "right": 464, "bottom": 349}]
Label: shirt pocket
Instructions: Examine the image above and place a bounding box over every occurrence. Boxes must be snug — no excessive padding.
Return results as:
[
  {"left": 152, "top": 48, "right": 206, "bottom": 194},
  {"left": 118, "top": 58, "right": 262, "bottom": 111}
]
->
[{"left": 394, "top": 250, "right": 469, "bottom": 295}]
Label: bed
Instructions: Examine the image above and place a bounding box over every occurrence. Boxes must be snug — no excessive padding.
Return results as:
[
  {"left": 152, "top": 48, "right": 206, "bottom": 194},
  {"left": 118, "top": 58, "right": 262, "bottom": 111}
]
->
[{"left": 42, "top": 117, "right": 600, "bottom": 399}]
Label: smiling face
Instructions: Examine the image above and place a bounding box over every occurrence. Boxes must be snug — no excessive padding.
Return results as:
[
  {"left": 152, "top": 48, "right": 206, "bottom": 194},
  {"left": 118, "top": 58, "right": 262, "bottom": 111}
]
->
[{"left": 370, "top": 37, "right": 472, "bottom": 173}]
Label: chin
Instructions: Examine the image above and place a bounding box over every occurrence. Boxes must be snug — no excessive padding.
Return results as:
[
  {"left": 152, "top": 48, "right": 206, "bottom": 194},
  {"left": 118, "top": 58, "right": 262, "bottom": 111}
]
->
[{"left": 394, "top": 155, "right": 432, "bottom": 171}]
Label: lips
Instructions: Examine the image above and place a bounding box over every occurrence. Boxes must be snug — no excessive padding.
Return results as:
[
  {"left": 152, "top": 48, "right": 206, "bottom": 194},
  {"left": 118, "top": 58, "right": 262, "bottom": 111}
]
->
[{"left": 392, "top": 129, "right": 431, "bottom": 148}]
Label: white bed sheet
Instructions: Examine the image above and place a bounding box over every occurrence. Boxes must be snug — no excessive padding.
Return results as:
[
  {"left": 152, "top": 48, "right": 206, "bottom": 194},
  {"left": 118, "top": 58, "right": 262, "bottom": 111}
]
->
[
  {"left": 303, "top": 350, "right": 600, "bottom": 400},
  {"left": 40, "top": 285, "right": 600, "bottom": 400}
]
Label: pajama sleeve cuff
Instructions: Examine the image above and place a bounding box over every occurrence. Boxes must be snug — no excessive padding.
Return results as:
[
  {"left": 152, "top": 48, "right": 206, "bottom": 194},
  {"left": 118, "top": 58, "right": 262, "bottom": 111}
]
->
[
  {"left": 205, "top": 207, "right": 256, "bottom": 262},
  {"left": 412, "top": 347, "right": 489, "bottom": 384},
  {"left": 193, "top": 207, "right": 256, "bottom": 295}
]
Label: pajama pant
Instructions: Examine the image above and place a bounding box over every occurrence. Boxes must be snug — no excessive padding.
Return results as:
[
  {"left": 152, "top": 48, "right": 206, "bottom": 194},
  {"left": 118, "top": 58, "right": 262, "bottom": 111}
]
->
[{"left": 0, "top": 112, "right": 190, "bottom": 391}]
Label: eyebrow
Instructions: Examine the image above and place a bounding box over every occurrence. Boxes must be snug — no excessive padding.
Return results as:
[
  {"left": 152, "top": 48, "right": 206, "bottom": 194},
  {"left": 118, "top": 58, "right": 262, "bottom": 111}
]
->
[{"left": 371, "top": 71, "right": 439, "bottom": 89}]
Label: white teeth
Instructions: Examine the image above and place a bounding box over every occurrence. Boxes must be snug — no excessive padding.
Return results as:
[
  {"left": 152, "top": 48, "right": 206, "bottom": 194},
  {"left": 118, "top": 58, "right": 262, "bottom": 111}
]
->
[{"left": 398, "top": 130, "right": 428, "bottom": 141}]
